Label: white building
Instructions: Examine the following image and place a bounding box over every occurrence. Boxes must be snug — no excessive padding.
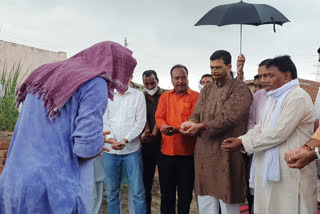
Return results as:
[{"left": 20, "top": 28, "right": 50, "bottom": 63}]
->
[{"left": 0, "top": 40, "right": 66, "bottom": 82}]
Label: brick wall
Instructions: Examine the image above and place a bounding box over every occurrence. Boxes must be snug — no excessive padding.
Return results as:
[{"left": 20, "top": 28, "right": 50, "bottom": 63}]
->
[
  {"left": 0, "top": 140, "right": 10, "bottom": 175},
  {"left": 299, "top": 78, "right": 320, "bottom": 103},
  {"left": 246, "top": 78, "right": 320, "bottom": 103}
]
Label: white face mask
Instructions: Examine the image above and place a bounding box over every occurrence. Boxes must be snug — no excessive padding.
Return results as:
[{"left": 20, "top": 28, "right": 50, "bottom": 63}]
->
[
  {"left": 145, "top": 86, "right": 158, "bottom": 96},
  {"left": 198, "top": 82, "right": 204, "bottom": 91}
]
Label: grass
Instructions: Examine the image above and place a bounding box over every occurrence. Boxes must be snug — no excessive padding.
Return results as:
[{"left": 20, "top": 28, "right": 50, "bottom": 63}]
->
[
  {"left": 102, "top": 176, "right": 199, "bottom": 214},
  {"left": 0, "top": 63, "right": 27, "bottom": 131}
]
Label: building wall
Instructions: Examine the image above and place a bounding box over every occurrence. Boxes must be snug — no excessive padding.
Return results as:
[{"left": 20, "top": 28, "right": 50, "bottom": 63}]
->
[
  {"left": 0, "top": 41, "right": 66, "bottom": 175},
  {"left": 0, "top": 40, "right": 66, "bottom": 82}
]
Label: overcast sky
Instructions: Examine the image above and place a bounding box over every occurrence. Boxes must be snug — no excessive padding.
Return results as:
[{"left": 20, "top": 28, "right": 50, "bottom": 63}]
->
[{"left": 0, "top": 0, "right": 320, "bottom": 90}]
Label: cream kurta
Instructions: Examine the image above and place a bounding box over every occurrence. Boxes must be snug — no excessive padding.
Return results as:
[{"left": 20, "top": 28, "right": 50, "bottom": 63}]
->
[{"left": 241, "top": 86, "right": 317, "bottom": 214}]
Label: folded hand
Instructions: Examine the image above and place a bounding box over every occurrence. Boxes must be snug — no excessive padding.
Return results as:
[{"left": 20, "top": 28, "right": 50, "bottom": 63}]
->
[{"left": 221, "top": 138, "right": 244, "bottom": 152}]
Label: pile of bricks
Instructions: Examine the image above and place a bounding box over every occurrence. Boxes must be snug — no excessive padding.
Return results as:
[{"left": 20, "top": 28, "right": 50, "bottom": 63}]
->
[{"left": 0, "top": 140, "right": 10, "bottom": 175}]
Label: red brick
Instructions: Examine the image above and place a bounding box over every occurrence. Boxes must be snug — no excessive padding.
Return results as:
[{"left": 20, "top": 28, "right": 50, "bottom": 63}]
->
[
  {"left": 247, "top": 78, "right": 320, "bottom": 104},
  {"left": 0, "top": 150, "right": 7, "bottom": 159},
  {"left": 0, "top": 158, "right": 5, "bottom": 165},
  {"left": 0, "top": 141, "right": 10, "bottom": 150}
]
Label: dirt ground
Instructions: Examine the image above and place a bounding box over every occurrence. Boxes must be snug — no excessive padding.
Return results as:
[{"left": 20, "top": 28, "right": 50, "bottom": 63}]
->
[{"left": 102, "top": 177, "right": 198, "bottom": 214}]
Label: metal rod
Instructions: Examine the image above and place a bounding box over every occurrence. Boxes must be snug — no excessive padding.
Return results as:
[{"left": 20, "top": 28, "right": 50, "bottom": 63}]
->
[{"left": 240, "top": 24, "right": 242, "bottom": 54}]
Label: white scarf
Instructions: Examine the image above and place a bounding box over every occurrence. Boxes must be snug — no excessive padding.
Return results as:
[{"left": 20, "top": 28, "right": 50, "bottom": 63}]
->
[{"left": 249, "top": 79, "right": 299, "bottom": 188}]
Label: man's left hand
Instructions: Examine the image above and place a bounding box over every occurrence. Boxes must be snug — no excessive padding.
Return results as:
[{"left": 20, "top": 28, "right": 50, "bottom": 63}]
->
[
  {"left": 111, "top": 141, "right": 126, "bottom": 150},
  {"left": 119, "top": 138, "right": 128, "bottom": 145},
  {"left": 180, "top": 123, "right": 203, "bottom": 136},
  {"left": 180, "top": 121, "right": 195, "bottom": 131},
  {"left": 286, "top": 150, "right": 316, "bottom": 169},
  {"left": 221, "top": 138, "right": 244, "bottom": 152},
  {"left": 100, "top": 131, "right": 112, "bottom": 153},
  {"left": 166, "top": 127, "right": 179, "bottom": 136},
  {"left": 162, "top": 125, "right": 179, "bottom": 136},
  {"left": 284, "top": 147, "right": 306, "bottom": 163}
]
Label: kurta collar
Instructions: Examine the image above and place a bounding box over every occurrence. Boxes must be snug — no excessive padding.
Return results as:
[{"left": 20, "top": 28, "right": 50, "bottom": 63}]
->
[
  {"left": 116, "top": 87, "right": 133, "bottom": 96},
  {"left": 214, "top": 77, "right": 231, "bottom": 87}
]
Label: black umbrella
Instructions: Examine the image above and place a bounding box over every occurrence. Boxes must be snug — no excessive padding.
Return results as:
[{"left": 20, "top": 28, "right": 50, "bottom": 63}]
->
[{"left": 195, "top": 1, "right": 290, "bottom": 53}]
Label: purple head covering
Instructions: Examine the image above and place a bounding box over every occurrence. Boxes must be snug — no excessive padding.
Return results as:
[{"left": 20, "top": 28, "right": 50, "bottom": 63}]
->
[{"left": 16, "top": 41, "right": 137, "bottom": 119}]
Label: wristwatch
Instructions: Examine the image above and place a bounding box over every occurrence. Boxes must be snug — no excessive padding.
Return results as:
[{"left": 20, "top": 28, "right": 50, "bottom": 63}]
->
[{"left": 315, "top": 147, "right": 320, "bottom": 160}]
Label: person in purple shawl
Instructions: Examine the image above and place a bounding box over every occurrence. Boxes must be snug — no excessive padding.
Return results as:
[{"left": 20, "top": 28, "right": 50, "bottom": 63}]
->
[{"left": 0, "top": 41, "right": 137, "bottom": 214}]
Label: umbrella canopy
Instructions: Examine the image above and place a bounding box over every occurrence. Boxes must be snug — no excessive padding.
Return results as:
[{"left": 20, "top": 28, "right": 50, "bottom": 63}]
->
[{"left": 195, "top": 1, "right": 290, "bottom": 53}]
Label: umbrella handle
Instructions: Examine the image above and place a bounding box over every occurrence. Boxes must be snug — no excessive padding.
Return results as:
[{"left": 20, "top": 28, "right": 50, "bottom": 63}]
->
[
  {"left": 240, "top": 24, "right": 242, "bottom": 54},
  {"left": 271, "top": 17, "right": 276, "bottom": 32}
]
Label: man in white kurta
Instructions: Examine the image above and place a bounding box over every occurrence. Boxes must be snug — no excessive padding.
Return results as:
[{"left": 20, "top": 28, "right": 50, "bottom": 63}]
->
[
  {"left": 222, "top": 55, "right": 317, "bottom": 214},
  {"left": 103, "top": 86, "right": 147, "bottom": 214},
  {"left": 241, "top": 85, "right": 316, "bottom": 214}
]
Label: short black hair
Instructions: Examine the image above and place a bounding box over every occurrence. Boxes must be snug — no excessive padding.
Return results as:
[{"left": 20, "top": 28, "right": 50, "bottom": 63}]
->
[
  {"left": 259, "top": 59, "right": 271, "bottom": 67},
  {"left": 200, "top": 74, "right": 212, "bottom": 81},
  {"left": 254, "top": 74, "right": 260, "bottom": 80},
  {"left": 266, "top": 55, "right": 297, "bottom": 79},
  {"left": 210, "top": 50, "right": 231, "bottom": 65},
  {"left": 170, "top": 64, "right": 188, "bottom": 77},
  {"left": 142, "top": 70, "right": 159, "bottom": 82},
  {"left": 318, "top": 48, "right": 320, "bottom": 54}
]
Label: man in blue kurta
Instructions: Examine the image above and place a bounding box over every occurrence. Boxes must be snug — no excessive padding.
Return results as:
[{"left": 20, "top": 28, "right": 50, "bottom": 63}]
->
[{"left": 0, "top": 41, "right": 137, "bottom": 214}]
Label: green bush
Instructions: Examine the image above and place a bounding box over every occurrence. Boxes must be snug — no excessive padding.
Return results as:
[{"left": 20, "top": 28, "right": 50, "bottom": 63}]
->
[{"left": 0, "top": 63, "right": 26, "bottom": 131}]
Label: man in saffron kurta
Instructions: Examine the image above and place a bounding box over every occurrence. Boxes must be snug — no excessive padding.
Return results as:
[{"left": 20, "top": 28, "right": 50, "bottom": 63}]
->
[
  {"left": 155, "top": 64, "right": 199, "bottom": 214},
  {"left": 223, "top": 55, "right": 317, "bottom": 214},
  {"left": 181, "top": 50, "right": 252, "bottom": 214}
]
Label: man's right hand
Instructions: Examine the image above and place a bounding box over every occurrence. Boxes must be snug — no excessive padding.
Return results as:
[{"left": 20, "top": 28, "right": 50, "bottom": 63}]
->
[
  {"left": 180, "top": 121, "right": 195, "bottom": 131},
  {"left": 111, "top": 142, "right": 126, "bottom": 150},
  {"left": 161, "top": 124, "right": 179, "bottom": 136},
  {"left": 236, "top": 54, "right": 245, "bottom": 81},
  {"left": 236, "top": 54, "right": 246, "bottom": 70},
  {"left": 103, "top": 133, "right": 125, "bottom": 150},
  {"left": 221, "top": 138, "right": 244, "bottom": 152},
  {"left": 141, "top": 129, "right": 152, "bottom": 143}
]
